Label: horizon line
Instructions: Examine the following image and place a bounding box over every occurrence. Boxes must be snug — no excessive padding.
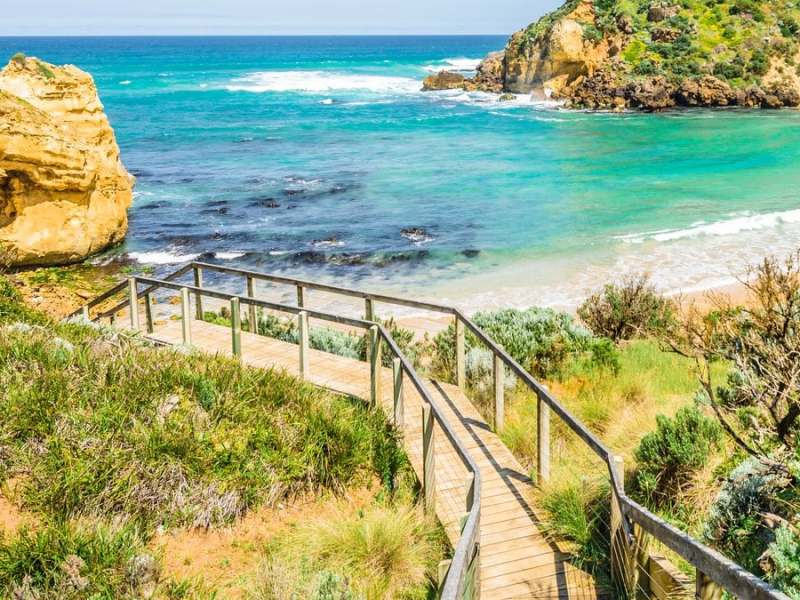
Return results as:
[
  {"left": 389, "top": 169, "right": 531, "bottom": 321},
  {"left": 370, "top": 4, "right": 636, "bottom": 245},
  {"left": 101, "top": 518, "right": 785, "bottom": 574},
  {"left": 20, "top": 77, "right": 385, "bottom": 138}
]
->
[{"left": 0, "top": 33, "right": 510, "bottom": 38}]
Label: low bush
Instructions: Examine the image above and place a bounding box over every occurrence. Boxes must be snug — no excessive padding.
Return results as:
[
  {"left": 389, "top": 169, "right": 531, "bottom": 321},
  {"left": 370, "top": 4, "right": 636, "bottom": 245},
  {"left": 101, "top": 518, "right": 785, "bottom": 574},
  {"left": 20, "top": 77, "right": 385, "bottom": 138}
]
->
[
  {"left": 432, "top": 306, "right": 601, "bottom": 381},
  {"left": 767, "top": 526, "right": 800, "bottom": 597},
  {"left": 634, "top": 405, "right": 722, "bottom": 507},
  {"left": 578, "top": 274, "right": 675, "bottom": 342},
  {"left": 704, "top": 456, "right": 799, "bottom": 576}
]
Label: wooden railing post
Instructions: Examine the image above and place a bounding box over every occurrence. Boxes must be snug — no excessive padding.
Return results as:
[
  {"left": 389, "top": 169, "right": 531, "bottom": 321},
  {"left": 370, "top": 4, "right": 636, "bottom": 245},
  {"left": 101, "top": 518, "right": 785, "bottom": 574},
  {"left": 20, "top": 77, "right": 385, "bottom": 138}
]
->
[
  {"left": 422, "top": 402, "right": 435, "bottom": 514},
  {"left": 180, "top": 287, "right": 192, "bottom": 345},
  {"left": 193, "top": 266, "right": 203, "bottom": 320},
  {"left": 464, "top": 542, "right": 481, "bottom": 600},
  {"left": 455, "top": 316, "right": 466, "bottom": 389},
  {"left": 230, "top": 297, "right": 241, "bottom": 357},
  {"left": 369, "top": 325, "right": 381, "bottom": 406},
  {"left": 81, "top": 305, "right": 90, "bottom": 321},
  {"left": 393, "top": 357, "right": 404, "bottom": 428},
  {"left": 364, "top": 297, "right": 375, "bottom": 322},
  {"left": 611, "top": 455, "right": 636, "bottom": 596},
  {"left": 696, "top": 571, "right": 723, "bottom": 600},
  {"left": 365, "top": 298, "right": 376, "bottom": 365},
  {"left": 537, "top": 392, "right": 550, "bottom": 484},
  {"left": 494, "top": 354, "right": 504, "bottom": 433},
  {"left": 246, "top": 276, "right": 258, "bottom": 333},
  {"left": 144, "top": 293, "right": 154, "bottom": 334},
  {"left": 127, "top": 277, "right": 139, "bottom": 331},
  {"left": 296, "top": 284, "right": 305, "bottom": 308},
  {"left": 298, "top": 310, "right": 310, "bottom": 380}
]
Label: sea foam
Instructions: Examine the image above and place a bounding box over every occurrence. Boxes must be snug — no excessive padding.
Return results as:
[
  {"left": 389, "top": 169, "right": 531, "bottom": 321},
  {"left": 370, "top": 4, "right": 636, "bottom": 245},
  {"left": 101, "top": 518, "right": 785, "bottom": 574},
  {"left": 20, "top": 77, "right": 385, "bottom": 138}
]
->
[
  {"left": 423, "top": 57, "right": 482, "bottom": 74},
  {"left": 226, "top": 71, "right": 420, "bottom": 94},
  {"left": 129, "top": 251, "right": 200, "bottom": 265},
  {"left": 617, "top": 208, "right": 800, "bottom": 244}
]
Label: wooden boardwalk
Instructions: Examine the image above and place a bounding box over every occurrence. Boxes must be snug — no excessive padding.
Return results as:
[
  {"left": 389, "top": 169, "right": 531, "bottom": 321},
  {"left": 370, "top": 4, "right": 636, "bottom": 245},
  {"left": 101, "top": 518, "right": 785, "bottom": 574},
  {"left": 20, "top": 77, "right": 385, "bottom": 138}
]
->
[{"left": 148, "top": 317, "right": 599, "bottom": 599}]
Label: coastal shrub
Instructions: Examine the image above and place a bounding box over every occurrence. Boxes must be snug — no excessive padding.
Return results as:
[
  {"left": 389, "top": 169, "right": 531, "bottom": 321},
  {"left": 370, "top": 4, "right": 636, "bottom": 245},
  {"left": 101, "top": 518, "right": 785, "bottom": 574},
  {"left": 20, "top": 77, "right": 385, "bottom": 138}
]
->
[
  {"left": 749, "top": 49, "right": 770, "bottom": 77},
  {"left": 578, "top": 274, "right": 675, "bottom": 342},
  {"left": 10, "top": 52, "right": 25, "bottom": 65},
  {"left": 672, "top": 251, "right": 800, "bottom": 457},
  {"left": 767, "top": 526, "right": 800, "bottom": 597},
  {"left": 239, "top": 310, "right": 422, "bottom": 367},
  {"left": 634, "top": 405, "right": 722, "bottom": 507},
  {"left": 433, "top": 307, "right": 597, "bottom": 381},
  {"left": 704, "top": 456, "right": 798, "bottom": 575}
]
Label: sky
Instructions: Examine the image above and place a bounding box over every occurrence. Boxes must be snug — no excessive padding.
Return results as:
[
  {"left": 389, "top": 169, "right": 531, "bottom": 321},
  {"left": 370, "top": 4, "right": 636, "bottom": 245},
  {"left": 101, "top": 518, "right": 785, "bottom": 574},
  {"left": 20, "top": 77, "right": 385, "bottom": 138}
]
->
[{"left": 2, "top": 0, "right": 562, "bottom": 36}]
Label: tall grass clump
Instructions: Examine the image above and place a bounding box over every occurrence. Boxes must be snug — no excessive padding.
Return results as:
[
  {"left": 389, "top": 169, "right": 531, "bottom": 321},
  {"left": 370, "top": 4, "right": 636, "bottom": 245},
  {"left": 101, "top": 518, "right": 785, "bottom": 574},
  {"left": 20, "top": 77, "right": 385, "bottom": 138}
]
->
[{"left": 251, "top": 501, "right": 443, "bottom": 600}]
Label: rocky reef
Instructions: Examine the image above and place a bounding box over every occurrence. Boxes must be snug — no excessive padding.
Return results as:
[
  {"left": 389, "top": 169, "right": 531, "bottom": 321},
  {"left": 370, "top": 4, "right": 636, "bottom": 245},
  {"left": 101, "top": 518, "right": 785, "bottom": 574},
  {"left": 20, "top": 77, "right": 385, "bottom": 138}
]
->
[
  {"left": 423, "top": 0, "right": 800, "bottom": 110},
  {"left": 0, "top": 54, "right": 133, "bottom": 267}
]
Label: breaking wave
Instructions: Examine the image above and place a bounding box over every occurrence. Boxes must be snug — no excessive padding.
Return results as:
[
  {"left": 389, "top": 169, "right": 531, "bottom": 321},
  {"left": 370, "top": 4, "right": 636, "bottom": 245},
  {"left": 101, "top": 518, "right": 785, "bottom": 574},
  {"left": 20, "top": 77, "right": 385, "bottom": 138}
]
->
[
  {"left": 226, "top": 71, "right": 420, "bottom": 95},
  {"left": 616, "top": 208, "right": 800, "bottom": 244}
]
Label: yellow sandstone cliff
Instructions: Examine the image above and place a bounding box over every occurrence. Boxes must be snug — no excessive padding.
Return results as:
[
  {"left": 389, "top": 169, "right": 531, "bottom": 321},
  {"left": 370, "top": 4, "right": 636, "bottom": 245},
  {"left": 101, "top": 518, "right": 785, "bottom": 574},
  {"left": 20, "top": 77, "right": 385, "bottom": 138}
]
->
[{"left": 0, "top": 55, "right": 133, "bottom": 267}]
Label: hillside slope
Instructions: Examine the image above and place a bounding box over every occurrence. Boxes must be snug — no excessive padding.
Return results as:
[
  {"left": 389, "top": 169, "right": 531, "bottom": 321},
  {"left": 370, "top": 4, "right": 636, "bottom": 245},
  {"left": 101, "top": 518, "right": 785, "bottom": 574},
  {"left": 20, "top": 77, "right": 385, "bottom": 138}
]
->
[{"left": 425, "top": 0, "right": 800, "bottom": 109}]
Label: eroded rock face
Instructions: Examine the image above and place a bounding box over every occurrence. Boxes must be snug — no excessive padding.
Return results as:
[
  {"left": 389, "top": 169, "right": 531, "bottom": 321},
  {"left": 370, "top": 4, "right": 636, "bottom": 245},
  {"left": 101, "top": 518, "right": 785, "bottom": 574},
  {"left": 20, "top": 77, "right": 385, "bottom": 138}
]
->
[
  {"left": 428, "top": 0, "right": 800, "bottom": 110},
  {"left": 0, "top": 56, "right": 133, "bottom": 267}
]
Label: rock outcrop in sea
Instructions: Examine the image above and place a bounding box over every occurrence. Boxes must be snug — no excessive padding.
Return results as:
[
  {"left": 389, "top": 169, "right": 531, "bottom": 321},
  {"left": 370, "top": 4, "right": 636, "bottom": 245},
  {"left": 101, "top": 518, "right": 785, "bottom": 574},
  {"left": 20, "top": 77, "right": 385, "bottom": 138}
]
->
[
  {"left": 423, "top": 0, "right": 800, "bottom": 110},
  {"left": 0, "top": 55, "right": 133, "bottom": 266}
]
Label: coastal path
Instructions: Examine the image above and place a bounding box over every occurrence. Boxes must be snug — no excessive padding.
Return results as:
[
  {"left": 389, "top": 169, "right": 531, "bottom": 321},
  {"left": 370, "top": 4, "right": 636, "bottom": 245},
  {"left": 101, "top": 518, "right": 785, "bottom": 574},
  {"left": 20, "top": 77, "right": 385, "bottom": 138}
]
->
[{"left": 72, "top": 262, "right": 791, "bottom": 600}]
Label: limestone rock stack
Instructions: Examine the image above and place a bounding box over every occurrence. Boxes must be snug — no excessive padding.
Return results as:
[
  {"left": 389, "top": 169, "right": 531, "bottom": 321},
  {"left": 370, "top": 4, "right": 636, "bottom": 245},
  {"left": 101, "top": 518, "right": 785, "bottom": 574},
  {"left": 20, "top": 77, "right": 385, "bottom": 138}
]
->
[{"left": 0, "top": 55, "right": 133, "bottom": 266}]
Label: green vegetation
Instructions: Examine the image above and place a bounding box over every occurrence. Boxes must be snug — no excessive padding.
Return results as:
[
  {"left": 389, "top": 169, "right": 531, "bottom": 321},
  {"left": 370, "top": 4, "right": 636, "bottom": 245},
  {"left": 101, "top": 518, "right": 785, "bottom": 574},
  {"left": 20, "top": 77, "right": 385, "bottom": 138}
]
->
[
  {"left": 578, "top": 274, "right": 675, "bottom": 342},
  {"left": 633, "top": 406, "right": 722, "bottom": 508},
  {"left": 519, "top": 0, "right": 800, "bottom": 88},
  {"left": 0, "top": 274, "right": 437, "bottom": 598},
  {"left": 253, "top": 503, "right": 443, "bottom": 599},
  {"left": 36, "top": 60, "right": 55, "bottom": 80},
  {"left": 10, "top": 52, "right": 25, "bottom": 65}
]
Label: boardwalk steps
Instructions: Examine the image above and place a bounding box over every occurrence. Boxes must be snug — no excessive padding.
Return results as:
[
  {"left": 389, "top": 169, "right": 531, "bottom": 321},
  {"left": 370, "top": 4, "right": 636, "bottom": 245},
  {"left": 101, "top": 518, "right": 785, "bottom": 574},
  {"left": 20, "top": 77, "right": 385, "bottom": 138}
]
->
[{"left": 72, "top": 262, "right": 792, "bottom": 600}]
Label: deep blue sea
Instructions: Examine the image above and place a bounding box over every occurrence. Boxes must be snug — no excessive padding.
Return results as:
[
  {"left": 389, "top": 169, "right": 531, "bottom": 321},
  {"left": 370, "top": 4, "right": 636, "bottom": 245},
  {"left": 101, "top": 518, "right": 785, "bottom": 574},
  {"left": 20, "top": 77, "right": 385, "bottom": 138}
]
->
[{"left": 3, "top": 36, "right": 800, "bottom": 309}]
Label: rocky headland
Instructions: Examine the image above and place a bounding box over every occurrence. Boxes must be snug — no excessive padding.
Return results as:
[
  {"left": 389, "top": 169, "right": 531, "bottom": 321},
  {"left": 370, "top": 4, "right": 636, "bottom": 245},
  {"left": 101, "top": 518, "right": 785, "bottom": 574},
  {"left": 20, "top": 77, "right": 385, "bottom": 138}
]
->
[
  {"left": 423, "top": 0, "right": 800, "bottom": 110},
  {"left": 0, "top": 54, "right": 133, "bottom": 267}
]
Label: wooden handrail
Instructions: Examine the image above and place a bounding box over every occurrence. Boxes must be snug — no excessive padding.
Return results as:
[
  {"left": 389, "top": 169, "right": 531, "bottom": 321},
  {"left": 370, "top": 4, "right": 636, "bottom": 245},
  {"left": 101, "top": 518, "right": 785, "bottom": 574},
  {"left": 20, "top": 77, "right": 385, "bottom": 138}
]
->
[
  {"left": 72, "top": 263, "right": 791, "bottom": 600},
  {"left": 122, "top": 276, "right": 482, "bottom": 600}
]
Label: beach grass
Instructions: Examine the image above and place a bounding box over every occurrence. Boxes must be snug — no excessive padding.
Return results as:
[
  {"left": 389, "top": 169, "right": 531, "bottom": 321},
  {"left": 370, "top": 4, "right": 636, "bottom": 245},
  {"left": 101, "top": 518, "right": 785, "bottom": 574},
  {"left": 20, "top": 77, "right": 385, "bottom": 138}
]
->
[{"left": 0, "top": 274, "right": 437, "bottom": 598}]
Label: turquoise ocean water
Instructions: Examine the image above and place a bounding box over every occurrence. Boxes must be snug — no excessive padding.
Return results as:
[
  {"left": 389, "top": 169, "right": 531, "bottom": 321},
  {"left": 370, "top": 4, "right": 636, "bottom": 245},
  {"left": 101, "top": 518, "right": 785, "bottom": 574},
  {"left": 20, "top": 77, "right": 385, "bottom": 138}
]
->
[{"left": 3, "top": 36, "right": 800, "bottom": 309}]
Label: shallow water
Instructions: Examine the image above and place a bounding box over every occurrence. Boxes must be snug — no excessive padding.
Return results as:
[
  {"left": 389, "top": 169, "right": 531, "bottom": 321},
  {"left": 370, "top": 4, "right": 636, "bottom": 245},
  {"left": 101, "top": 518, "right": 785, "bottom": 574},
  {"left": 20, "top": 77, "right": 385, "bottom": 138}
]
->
[{"left": 3, "top": 36, "right": 800, "bottom": 310}]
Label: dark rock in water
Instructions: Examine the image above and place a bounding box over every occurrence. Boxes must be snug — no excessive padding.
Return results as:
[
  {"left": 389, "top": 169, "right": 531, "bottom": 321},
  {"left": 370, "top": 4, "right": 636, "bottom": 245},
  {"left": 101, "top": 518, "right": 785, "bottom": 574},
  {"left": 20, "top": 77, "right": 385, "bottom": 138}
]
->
[
  {"left": 205, "top": 199, "right": 230, "bottom": 207},
  {"left": 290, "top": 251, "right": 365, "bottom": 266},
  {"left": 248, "top": 197, "right": 280, "bottom": 208},
  {"left": 401, "top": 227, "right": 434, "bottom": 243},
  {"left": 462, "top": 249, "right": 481, "bottom": 258},
  {"left": 137, "top": 201, "right": 168, "bottom": 211},
  {"left": 311, "top": 237, "right": 345, "bottom": 248},
  {"left": 284, "top": 188, "right": 306, "bottom": 197},
  {"left": 179, "top": 177, "right": 195, "bottom": 184},
  {"left": 374, "top": 250, "right": 430, "bottom": 266},
  {"left": 200, "top": 206, "right": 230, "bottom": 216},
  {"left": 130, "top": 168, "right": 154, "bottom": 178}
]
